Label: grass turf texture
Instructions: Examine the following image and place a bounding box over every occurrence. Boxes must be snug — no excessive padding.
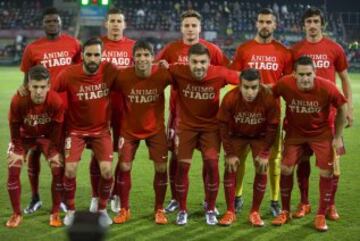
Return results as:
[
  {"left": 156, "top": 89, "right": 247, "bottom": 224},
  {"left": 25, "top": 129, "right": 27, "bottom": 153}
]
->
[{"left": 0, "top": 67, "right": 359, "bottom": 241}]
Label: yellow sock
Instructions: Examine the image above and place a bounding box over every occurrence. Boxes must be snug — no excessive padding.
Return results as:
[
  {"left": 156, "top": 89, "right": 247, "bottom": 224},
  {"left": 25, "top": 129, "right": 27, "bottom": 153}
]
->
[{"left": 268, "top": 132, "right": 282, "bottom": 202}]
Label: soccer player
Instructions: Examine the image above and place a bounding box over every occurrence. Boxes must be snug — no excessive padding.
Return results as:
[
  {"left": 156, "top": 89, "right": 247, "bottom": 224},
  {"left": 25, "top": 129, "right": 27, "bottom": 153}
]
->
[
  {"left": 217, "top": 68, "right": 280, "bottom": 226},
  {"left": 20, "top": 7, "right": 81, "bottom": 214},
  {"left": 110, "top": 40, "right": 172, "bottom": 225},
  {"left": 271, "top": 56, "right": 347, "bottom": 232},
  {"left": 291, "top": 7, "right": 353, "bottom": 220},
  {"left": 53, "top": 38, "right": 116, "bottom": 226},
  {"left": 156, "top": 9, "right": 229, "bottom": 213},
  {"left": 7, "top": 65, "right": 65, "bottom": 228},
  {"left": 169, "top": 43, "right": 239, "bottom": 225},
  {"left": 89, "top": 7, "right": 135, "bottom": 214},
  {"left": 229, "top": 8, "right": 293, "bottom": 216}
]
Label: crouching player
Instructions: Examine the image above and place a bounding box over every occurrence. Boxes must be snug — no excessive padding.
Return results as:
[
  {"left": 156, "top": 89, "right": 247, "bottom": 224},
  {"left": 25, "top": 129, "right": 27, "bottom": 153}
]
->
[
  {"left": 217, "top": 68, "right": 280, "bottom": 226},
  {"left": 7, "top": 65, "right": 65, "bottom": 228}
]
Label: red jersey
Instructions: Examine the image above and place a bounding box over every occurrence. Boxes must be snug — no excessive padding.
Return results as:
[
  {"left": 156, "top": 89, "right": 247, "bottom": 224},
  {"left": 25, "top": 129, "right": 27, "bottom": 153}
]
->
[
  {"left": 101, "top": 36, "right": 135, "bottom": 68},
  {"left": 114, "top": 66, "right": 172, "bottom": 139},
  {"left": 169, "top": 65, "right": 239, "bottom": 131},
  {"left": 272, "top": 75, "right": 347, "bottom": 141},
  {"left": 291, "top": 37, "right": 348, "bottom": 83},
  {"left": 53, "top": 62, "right": 117, "bottom": 135},
  {"left": 21, "top": 33, "right": 81, "bottom": 83},
  {"left": 230, "top": 39, "right": 293, "bottom": 85}
]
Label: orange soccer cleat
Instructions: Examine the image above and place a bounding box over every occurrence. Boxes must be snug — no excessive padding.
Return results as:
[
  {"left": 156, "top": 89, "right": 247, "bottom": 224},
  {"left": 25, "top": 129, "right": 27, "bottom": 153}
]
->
[
  {"left": 219, "top": 211, "right": 236, "bottom": 226},
  {"left": 272, "top": 211, "right": 291, "bottom": 226},
  {"left": 249, "top": 211, "right": 264, "bottom": 227},
  {"left": 155, "top": 209, "right": 168, "bottom": 224},
  {"left": 326, "top": 205, "right": 340, "bottom": 221},
  {"left": 314, "top": 215, "right": 328, "bottom": 232},
  {"left": 6, "top": 213, "right": 22, "bottom": 228},
  {"left": 113, "top": 208, "right": 131, "bottom": 224},
  {"left": 292, "top": 203, "right": 311, "bottom": 218},
  {"left": 49, "top": 213, "right": 63, "bottom": 227}
]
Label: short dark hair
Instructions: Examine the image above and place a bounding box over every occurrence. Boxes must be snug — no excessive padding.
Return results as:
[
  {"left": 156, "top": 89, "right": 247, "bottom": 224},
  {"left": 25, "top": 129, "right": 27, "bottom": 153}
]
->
[
  {"left": 301, "top": 7, "right": 325, "bottom": 26},
  {"left": 82, "top": 37, "right": 103, "bottom": 52},
  {"left": 240, "top": 68, "right": 261, "bottom": 82},
  {"left": 257, "top": 8, "right": 276, "bottom": 20},
  {"left": 294, "top": 56, "right": 315, "bottom": 70},
  {"left": 188, "top": 43, "right": 210, "bottom": 57},
  {"left": 28, "top": 65, "right": 50, "bottom": 83},
  {"left": 133, "top": 40, "right": 154, "bottom": 56},
  {"left": 42, "top": 7, "right": 60, "bottom": 18},
  {"left": 106, "top": 8, "right": 123, "bottom": 20},
  {"left": 181, "top": 10, "right": 202, "bottom": 22}
]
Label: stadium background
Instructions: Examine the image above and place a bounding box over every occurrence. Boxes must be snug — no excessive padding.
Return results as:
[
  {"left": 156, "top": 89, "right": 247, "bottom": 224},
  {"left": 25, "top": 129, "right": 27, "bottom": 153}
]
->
[{"left": 0, "top": 0, "right": 359, "bottom": 240}]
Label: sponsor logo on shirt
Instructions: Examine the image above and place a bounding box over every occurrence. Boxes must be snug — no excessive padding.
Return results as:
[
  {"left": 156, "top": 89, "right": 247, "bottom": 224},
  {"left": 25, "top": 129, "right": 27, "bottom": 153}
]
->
[
  {"left": 24, "top": 113, "right": 51, "bottom": 126},
  {"left": 234, "top": 112, "right": 265, "bottom": 125},
  {"left": 102, "top": 50, "right": 131, "bottom": 66},
  {"left": 183, "top": 84, "right": 215, "bottom": 100},
  {"left": 77, "top": 83, "right": 110, "bottom": 101},
  {"left": 248, "top": 55, "right": 279, "bottom": 71},
  {"left": 41, "top": 51, "right": 72, "bottom": 68},
  {"left": 128, "top": 88, "right": 160, "bottom": 103},
  {"left": 289, "top": 99, "right": 321, "bottom": 113}
]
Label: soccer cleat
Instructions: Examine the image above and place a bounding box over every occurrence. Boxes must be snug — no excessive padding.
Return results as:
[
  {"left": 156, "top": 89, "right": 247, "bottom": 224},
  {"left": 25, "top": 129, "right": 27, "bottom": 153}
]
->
[
  {"left": 326, "top": 205, "right": 340, "bottom": 221},
  {"left": 249, "top": 211, "right": 264, "bottom": 227},
  {"left": 176, "top": 210, "right": 188, "bottom": 225},
  {"left": 63, "top": 210, "right": 75, "bottom": 226},
  {"left": 235, "top": 196, "right": 245, "bottom": 213},
  {"left": 203, "top": 201, "right": 220, "bottom": 216},
  {"left": 113, "top": 208, "right": 131, "bottom": 224},
  {"left": 49, "top": 213, "right": 63, "bottom": 227},
  {"left": 6, "top": 213, "right": 22, "bottom": 228},
  {"left": 89, "top": 197, "right": 99, "bottom": 213},
  {"left": 154, "top": 209, "right": 168, "bottom": 224},
  {"left": 219, "top": 211, "right": 236, "bottom": 226},
  {"left": 165, "top": 199, "right": 179, "bottom": 213},
  {"left": 60, "top": 202, "right": 68, "bottom": 213},
  {"left": 98, "top": 209, "right": 113, "bottom": 226},
  {"left": 270, "top": 200, "right": 281, "bottom": 217},
  {"left": 205, "top": 210, "right": 218, "bottom": 225},
  {"left": 110, "top": 195, "right": 121, "bottom": 213},
  {"left": 23, "top": 198, "right": 42, "bottom": 214},
  {"left": 293, "top": 203, "right": 311, "bottom": 218},
  {"left": 314, "top": 215, "right": 328, "bottom": 232},
  {"left": 272, "top": 211, "right": 291, "bottom": 226}
]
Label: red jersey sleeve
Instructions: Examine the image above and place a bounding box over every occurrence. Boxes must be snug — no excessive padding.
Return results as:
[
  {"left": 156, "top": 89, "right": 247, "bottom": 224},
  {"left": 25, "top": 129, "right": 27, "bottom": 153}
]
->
[
  {"left": 328, "top": 82, "right": 347, "bottom": 108},
  {"left": 47, "top": 99, "right": 65, "bottom": 157},
  {"left": 283, "top": 49, "right": 294, "bottom": 75},
  {"left": 221, "top": 67, "right": 240, "bottom": 85},
  {"left": 72, "top": 39, "right": 82, "bottom": 64},
  {"left": 9, "top": 95, "right": 25, "bottom": 155},
  {"left": 229, "top": 46, "right": 244, "bottom": 70},
  {"left": 52, "top": 69, "right": 68, "bottom": 92},
  {"left": 263, "top": 94, "right": 280, "bottom": 151},
  {"left": 334, "top": 45, "right": 348, "bottom": 73},
  {"left": 211, "top": 44, "right": 230, "bottom": 66},
  {"left": 271, "top": 80, "right": 283, "bottom": 98},
  {"left": 20, "top": 45, "right": 34, "bottom": 73}
]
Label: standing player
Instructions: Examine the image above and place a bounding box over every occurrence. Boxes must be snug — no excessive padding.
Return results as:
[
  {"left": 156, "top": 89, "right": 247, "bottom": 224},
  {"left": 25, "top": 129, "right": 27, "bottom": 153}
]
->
[
  {"left": 217, "top": 68, "right": 280, "bottom": 226},
  {"left": 229, "top": 8, "right": 293, "bottom": 216},
  {"left": 271, "top": 56, "right": 347, "bottom": 232},
  {"left": 156, "top": 9, "right": 229, "bottom": 213},
  {"left": 291, "top": 7, "right": 353, "bottom": 220},
  {"left": 7, "top": 65, "right": 65, "bottom": 228},
  {"left": 20, "top": 7, "right": 81, "bottom": 214},
  {"left": 89, "top": 7, "right": 135, "bottom": 214},
  {"left": 169, "top": 44, "right": 239, "bottom": 225}
]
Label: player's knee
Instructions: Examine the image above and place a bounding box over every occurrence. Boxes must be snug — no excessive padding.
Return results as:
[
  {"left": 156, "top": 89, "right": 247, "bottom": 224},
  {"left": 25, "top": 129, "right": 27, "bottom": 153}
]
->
[
  {"left": 65, "top": 164, "right": 77, "bottom": 178},
  {"left": 99, "top": 162, "right": 112, "bottom": 178},
  {"left": 281, "top": 164, "right": 294, "bottom": 175},
  {"left": 155, "top": 162, "right": 167, "bottom": 173},
  {"left": 119, "top": 161, "right": 132, "bottom": 172},
  {"left": 319, "top": 168, "right": 333, "bottom": 177}
]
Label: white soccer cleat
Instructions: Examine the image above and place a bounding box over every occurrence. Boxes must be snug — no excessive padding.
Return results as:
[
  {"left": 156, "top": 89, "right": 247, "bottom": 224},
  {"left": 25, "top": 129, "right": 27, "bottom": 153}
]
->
[
  {"left": 203, "top": 201, "right": 220, "bottom": 216},
  {"left": 98, "top": 209, "right": 113, "bottom": 226},
  {"left": 205, "top": 210, "right": 218, "bottom": 225},
  {"left": 63, "top": 210, "right": 75, "bottom": 226},
  {"left": 24, "top": 199, "right": 42, "bottom": 214},
  {"left": 176, "top": 211, "right": 188, "bottom": 225},
  {"left": 165, "top": 199, "right": 179, "bottom": 213},
  {"left": 110, "top": 195, "right": 121, "bottom": 213},
  {"left": 89, "top": 197, "right": 99, "bottom": 213}
]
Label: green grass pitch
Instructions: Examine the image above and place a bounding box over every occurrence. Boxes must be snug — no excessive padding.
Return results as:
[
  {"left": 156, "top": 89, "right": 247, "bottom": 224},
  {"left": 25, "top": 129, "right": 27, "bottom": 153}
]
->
[{"left": 0, "top": 67, "right": 359, "bottom": 241}]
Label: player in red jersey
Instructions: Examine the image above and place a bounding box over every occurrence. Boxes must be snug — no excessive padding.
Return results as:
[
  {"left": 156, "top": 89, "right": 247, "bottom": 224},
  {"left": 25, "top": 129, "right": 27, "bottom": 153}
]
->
[
  {"left": 107, "top": 40, "right": 172, "bottom": 225},
  {"left": 217, "top": 68, "right": 280, "bottom": 227},
  {"left": 19, "top": 7, "right": 81, "bottom": 214},
  {"left": 89, "top": 8, "right": 136, "bottom": 214},
  {"left": 271, "top": 56, "right": 347, "bottom": 232},
  {"left": 6, "top": 65, "right": 65, "bottom": 228},
  {"left": 168, "top": 43, "right": 239, "bottom": 225},
  {"left": 291, "top": 7, "right": 353, "bottom": 220},
  {"left": 156, "top": 10, "right": 229, "bottom": 213},
  {"left": 53, "top": 38, "right": 117, "bottom": 226},
  {"left": 229, "top": 8, "right": 293, "bottom": 216}
]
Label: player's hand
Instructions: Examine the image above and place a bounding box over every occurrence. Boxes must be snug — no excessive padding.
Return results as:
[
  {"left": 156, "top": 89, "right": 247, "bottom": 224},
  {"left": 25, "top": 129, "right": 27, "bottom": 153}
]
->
[
  {"left": 17, "top": 84, "right": 28, "bottom": 97},
  {"left": 255, "top": 155, "right": 269, "bottom": 173},
  {"left": 332, "top": 136, "right": 343, "bottom": 151},
  {"left": 345, "top": 107, "right": 354, "bottom": 128},
  {"left": 7, "top": 152, "right": 24, "bottom": 168},
  {"left": 48, "top": 153, "right": 63, "bottom": 167},
  {"left": 260, "top": 83, "right": 273, "bottom": 95},
  {"left": 225, "top": 156, "right": 239, "bottom": 173},
  {"left": 158, "top": 60, "right": 169, "bottom": 69},
  {"left": 118, "top": 137, "right": 125, "bottom": 150}
]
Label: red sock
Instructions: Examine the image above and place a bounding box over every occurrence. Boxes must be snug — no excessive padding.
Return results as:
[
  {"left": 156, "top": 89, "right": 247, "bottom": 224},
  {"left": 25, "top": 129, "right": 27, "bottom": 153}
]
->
[
  {"left": 202, "top": 164, "right": 208, "bottom": 203},
  {"left": 169, "top": 152, "right": 177, "bottom": 200},
  {"left": 329, "top": 175, "right": 339, "bottom": 206},
  {"left": 318, "top": 176, "right": 332, "bottom": 215},
  {"left": 204, "top": 160, "right": 219, "bottom": 211},
  {"left": 28, "top": 149, "right": 41, "bottom": 199},
  {"left": 280, "top": 173, "right": 294, "bottom": 212},
  {"left": 63, "top": 176, "right": 76, "bottom": 211},
  {"left": 223, "top": 170, "right": 236, "bottom": 213},
  {"left": 98, "top": 177, "right": 113, "bottom": 210},
  {"left": 89, "top": 154, "right": 100, "bottom": 197},
  {"left": 111, "top": 163, "right": 120, "bottom": 197},
  {"left": 251, "top": 173, "right": 267, "bottom": 212},
  {"left": 296, "top": 160, "right": 310, "bottom": 204},
  {"left": 118, "top": 170, "right": 131, "bottom": 210},
  {"left": 8, "top": 166, "right": 21, "bottom": 215},
  {"left": 51, "top": 167, "right": 63, "bottom": 214},
  {"left": 154, "top": 171, "right": 168, "bottom": 210},
  {"left": 175, "top": 162, "right": 190, "bottom": 211}
]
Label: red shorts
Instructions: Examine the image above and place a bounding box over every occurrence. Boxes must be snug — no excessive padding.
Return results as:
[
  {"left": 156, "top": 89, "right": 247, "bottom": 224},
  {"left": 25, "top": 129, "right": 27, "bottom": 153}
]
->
[
  {"left": 175, "top": 129, "right": 220, "bottom": 161},
  {"left": 9, "top": 137, "right": 53, "bottom": 159},
  {"left": 231, "top": 137, "right": 269, "bottom": 160},
  {"left": 119, "top": 132, "right": 168, "bottom": 163},
  {"left": 282, "top": 138, "right": 335, "bottom": 170},
  {"left": 65, "top": 131, "right": 113, "bottom": 163}
]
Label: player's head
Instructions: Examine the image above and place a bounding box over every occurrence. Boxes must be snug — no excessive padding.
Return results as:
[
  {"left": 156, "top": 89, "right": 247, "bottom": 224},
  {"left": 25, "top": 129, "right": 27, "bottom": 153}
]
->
[
  {"left": 301, "top": 7, "right": 325, "bottom": 38},
  {"left": 82, "top": 37, "right": 103, "bottom": 74},
  {"left": 27, "top": 65, "right": 50, "bottom": 104},
  {"left": 42, "top": 7, "right": 61, "bottom": 38},
  {"left": 188, "top": 43, "right": 210, "bottom": 80},
  {"left": 133, "top": 40, "right": 154, "bottom": 75},
  {"left": 294, "top": 56, "right": 316, "bottom": 91},
  {"left": 256, "top": 8, "right": 277, "bottom": 40},
  {"left": 180, "top": 10, "right": 202, "bottom": 44},
  {"left": 105, "top": 8, "right": 126, "bottom": 38},
  {"left": 239, "top": 68, "right": 261, "bottom": 102}
]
